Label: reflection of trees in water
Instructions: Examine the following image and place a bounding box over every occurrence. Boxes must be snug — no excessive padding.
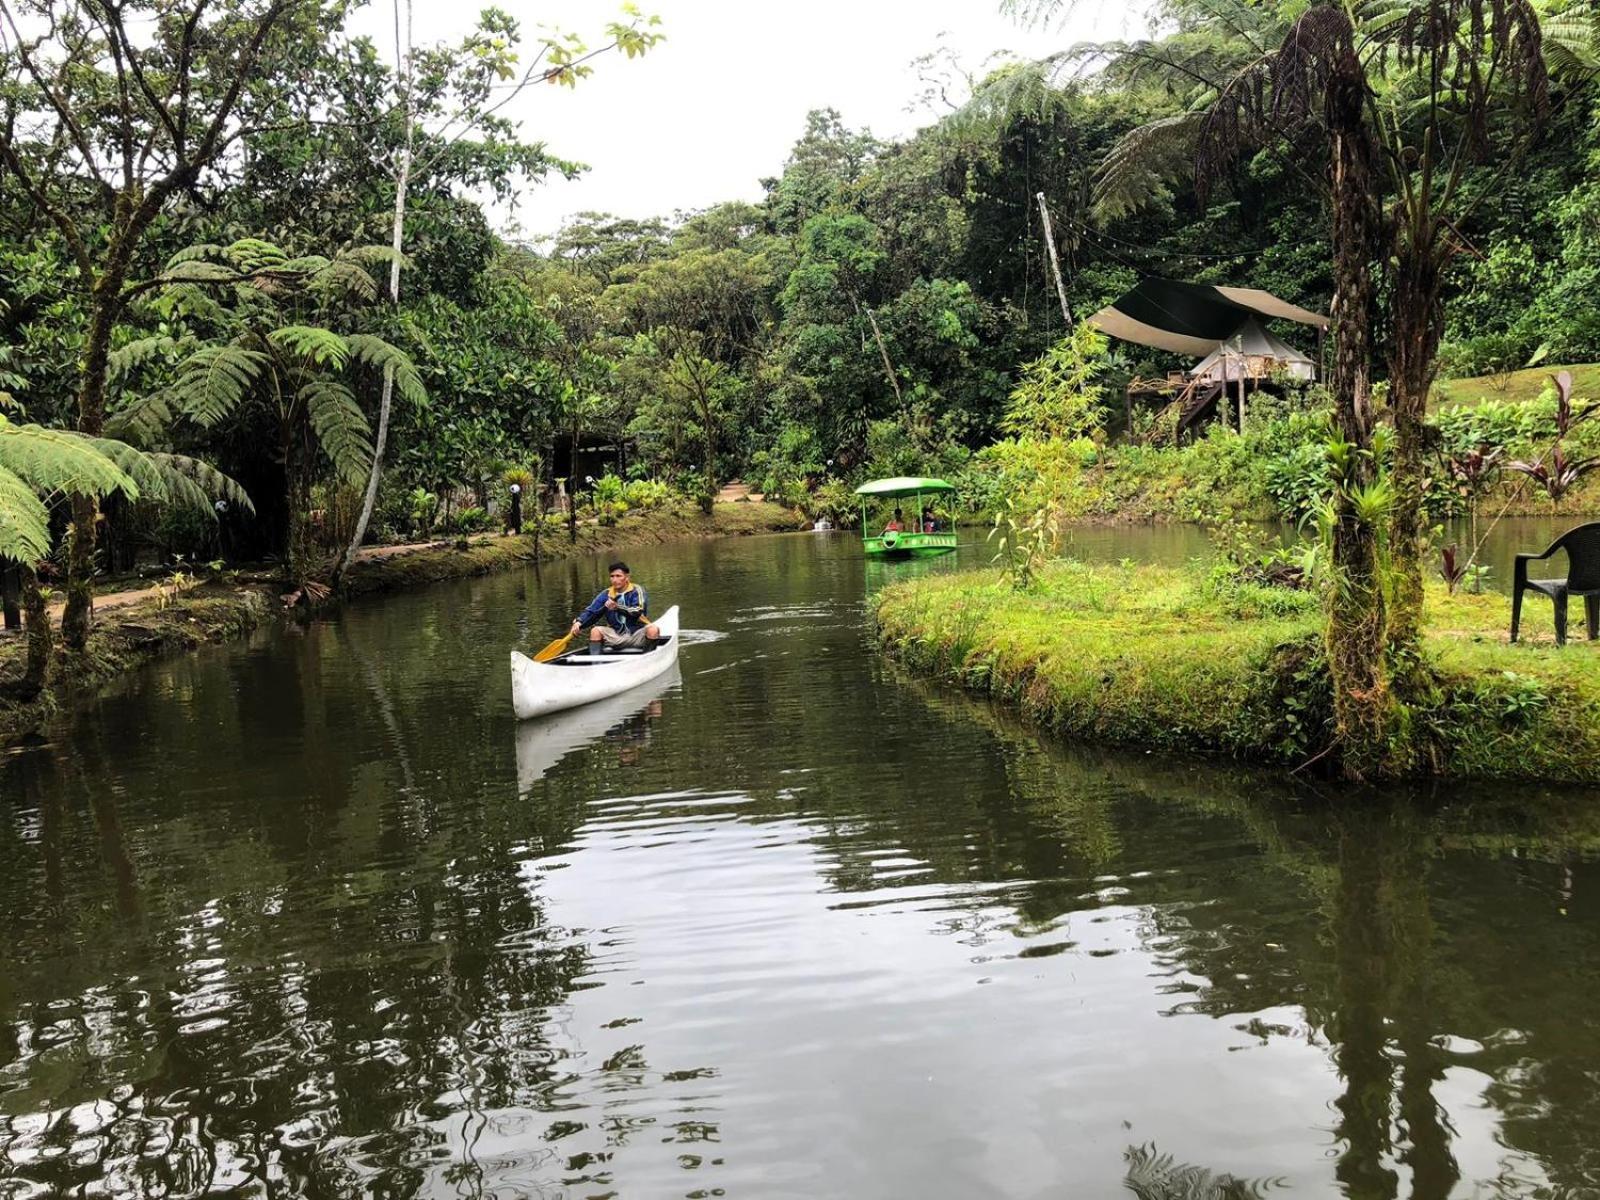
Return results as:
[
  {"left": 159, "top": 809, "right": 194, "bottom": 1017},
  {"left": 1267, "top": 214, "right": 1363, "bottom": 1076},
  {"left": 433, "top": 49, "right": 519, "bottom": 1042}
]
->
[
  {"left": 907, "top": 680, "right": 1600, "bottom": 1197},
  {"left": 0, "top": 652, "right": 647, "bottom": 1196}
]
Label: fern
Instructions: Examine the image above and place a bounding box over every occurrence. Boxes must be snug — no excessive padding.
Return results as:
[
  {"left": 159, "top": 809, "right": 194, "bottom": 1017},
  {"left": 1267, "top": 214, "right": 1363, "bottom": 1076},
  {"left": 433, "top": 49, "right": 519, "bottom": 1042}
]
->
[
  {"left": 165, "top": 243, "right": 225, "bottom": 268},
  {"left": 302, "top": 381, "right": 373, "bottom": 483},
  {"left": 0, "top": 419, "right": 141, "bottom": 564},
  {"left": 268, "top": 324, "right": 350, "bottom": 367},
  {"left": 224, "top": 238, "right": 290, "bottom": 272},
  {"left": 0, "top": 419, "right": 141, "bottom": 502},
  {"left": 105, "top": 390, "right": 177, "bottom": 443},
  {"left": 161, "top": 259, "right": 244, "bottom": 284},
  {"left": 1093, "top": 110, "right": 1208, "bottom": 222},
  {"left": 345, "top": 334, "right": 428, "bottom": 408},
  {"left": 0, "top": 466, "right": 53, "bottom": 564},
  {"left": 1123, "top": 1143, "right": 1277, "bottom": 1200},
  {"left": 307, "top": 257, "right": 381, "bottom": 303},
  {"left": 108, "top": 335, "right": 181, "bottom": 381},
  {"left": 170, "top": 342, "right": 269, "bottom": 428},
  {"left": 88, "top": 440, "right": 255, "bottom": 516}
]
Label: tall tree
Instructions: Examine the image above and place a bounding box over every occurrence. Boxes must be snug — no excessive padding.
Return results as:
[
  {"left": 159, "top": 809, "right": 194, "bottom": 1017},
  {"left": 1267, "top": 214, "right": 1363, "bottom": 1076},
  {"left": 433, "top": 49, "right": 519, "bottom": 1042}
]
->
[
  {"left": 335, "top": 5, "right": 663, "bottom": 582},
  {"left": 0, "top": 0, "right": 326, "bottom": 647}
]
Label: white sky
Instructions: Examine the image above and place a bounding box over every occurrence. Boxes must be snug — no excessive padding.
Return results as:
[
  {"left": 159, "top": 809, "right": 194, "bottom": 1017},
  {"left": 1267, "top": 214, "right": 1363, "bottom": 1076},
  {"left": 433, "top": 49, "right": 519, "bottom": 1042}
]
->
[{"left": 361, "top": 0, "right": 1143, "bottom": 238}]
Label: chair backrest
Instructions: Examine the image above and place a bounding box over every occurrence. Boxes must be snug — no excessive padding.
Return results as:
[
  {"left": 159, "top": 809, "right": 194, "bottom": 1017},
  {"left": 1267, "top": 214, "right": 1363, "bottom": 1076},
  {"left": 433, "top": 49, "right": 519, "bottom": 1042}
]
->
[{"left": 1557, "top": 521, "right": 1600, "bottom": 591}]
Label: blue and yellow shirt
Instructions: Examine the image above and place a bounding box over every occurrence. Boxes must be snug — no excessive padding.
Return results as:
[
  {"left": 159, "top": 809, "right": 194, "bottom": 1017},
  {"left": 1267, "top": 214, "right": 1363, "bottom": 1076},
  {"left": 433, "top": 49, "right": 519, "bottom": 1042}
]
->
[{"left": 576, "top": 583, "right": 649, "bottom": 633}]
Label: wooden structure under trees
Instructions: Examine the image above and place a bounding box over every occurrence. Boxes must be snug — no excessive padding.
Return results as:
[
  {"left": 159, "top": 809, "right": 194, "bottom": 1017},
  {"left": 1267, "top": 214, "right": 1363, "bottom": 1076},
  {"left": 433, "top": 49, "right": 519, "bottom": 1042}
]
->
[{"left": 1089, "top": 278, "right": 1329, "bottom": 442}]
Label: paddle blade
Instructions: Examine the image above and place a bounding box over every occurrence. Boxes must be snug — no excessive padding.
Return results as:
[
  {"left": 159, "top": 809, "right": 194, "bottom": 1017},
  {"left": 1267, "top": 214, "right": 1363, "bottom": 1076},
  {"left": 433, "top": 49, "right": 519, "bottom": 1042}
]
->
[{"left": 532, "top": 633, "right": 574, "bottom": 663}]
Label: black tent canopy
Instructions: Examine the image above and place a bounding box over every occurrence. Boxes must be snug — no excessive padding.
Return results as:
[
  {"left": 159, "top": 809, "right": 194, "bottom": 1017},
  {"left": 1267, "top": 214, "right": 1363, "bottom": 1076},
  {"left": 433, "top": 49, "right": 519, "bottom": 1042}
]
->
[{"left": 1089, "top": 278, "right": 1328, "bottom": 359}]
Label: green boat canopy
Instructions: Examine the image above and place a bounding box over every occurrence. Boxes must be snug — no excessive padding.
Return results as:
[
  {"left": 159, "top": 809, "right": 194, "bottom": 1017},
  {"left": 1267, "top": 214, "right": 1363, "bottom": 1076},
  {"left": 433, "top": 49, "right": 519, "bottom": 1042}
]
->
[{"left": 853, "top": 476, "right": 957, "bottom": 498}]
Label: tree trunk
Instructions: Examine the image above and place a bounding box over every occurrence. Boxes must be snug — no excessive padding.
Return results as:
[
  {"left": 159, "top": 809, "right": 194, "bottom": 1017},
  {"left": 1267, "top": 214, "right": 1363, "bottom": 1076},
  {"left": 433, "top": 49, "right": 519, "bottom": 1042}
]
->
[
  {"left": 285, "top": 426, "right": 316, "bottom": 581},
  {"left": 338, "top": 0, "right": 415, "bottom": 586},
  {"left": 20, "top": 565, "right": 52, "bottom": 701},
  {"left": 1323, "top": 44, "right": 1391, "bottom": 779},
  {"left": 1387, "top": 234, "right": 1445, "bottom": 653},
  {"left": 2, "top": 562, "right": 20, "bottom": 630},
  {"left": 61, "top": 283, "right": 123, "bottom": 649}
]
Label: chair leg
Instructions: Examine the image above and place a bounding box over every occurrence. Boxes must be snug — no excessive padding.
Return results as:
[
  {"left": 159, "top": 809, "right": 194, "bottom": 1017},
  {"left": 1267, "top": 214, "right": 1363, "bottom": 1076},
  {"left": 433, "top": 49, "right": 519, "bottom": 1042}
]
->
[
  {"left": 1511, "top": 586, "right": 1523, "bottom": 643},
  {"left": 1588, "top": 595, "right": 1599, "bottom": 641},
  {"left": 1554, "top": 592, "right": 1569, "bottom": 647}
]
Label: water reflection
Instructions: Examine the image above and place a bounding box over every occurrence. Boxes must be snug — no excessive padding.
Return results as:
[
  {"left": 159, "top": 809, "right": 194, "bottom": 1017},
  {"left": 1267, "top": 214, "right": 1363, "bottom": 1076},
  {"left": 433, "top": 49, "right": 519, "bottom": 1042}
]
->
[
  {"left": 514, "top": 663, "right": 682, "bottom": 792},
  {"left": 1, "top": 532, "right": 1597, "bottom": 1197}
]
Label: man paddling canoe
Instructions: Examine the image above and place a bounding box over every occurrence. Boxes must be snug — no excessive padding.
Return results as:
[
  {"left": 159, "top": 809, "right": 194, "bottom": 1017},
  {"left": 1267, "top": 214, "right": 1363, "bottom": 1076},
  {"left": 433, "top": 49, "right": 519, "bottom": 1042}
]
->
[{"left": 571, "top": 561, "right": 661, "bottom": 654}]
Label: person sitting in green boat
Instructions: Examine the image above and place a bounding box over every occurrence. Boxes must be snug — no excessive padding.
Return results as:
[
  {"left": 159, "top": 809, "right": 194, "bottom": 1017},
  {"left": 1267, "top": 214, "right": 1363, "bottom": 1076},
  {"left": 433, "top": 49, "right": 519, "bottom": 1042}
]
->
[{"left": 571, "top": 561, "right": 661, "bottom": 654}]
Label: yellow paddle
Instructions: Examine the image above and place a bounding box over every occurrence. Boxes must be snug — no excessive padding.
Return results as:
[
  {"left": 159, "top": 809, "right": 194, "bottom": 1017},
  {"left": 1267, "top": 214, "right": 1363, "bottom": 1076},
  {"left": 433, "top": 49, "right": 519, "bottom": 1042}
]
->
[
  {"left": 532, "top": 586, "right": 620, "bottom": 662},
  {"left": 532, "top": 629, "right": 578, "bottom": 663}
]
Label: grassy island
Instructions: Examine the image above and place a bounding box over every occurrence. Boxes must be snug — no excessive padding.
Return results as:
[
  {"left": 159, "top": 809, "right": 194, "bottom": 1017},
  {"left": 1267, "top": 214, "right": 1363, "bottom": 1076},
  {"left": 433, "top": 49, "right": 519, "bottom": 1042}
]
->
[{"left": 875, "top": 562, "right": 1600, "bottom": 784}]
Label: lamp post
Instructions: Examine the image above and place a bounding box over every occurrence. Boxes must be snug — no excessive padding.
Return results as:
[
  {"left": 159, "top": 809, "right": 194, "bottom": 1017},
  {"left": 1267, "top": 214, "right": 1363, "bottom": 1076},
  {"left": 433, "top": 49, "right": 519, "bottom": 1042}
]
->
[{"left": 507, "top": 483, "right": 522, "bottom": 535}]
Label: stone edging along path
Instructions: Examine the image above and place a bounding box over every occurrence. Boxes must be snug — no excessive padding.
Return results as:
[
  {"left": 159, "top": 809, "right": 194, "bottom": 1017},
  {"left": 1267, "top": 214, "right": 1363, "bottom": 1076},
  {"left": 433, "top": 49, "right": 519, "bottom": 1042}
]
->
[{"left": 1, "top": 500, "right": 805, "bottom": 745}]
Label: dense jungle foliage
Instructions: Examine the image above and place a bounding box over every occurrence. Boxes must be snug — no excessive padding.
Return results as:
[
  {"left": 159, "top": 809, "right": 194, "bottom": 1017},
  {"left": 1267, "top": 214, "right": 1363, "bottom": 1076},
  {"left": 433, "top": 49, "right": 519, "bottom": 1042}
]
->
[
  {"left": 8, "top": 0, "right": 1600, "bottom": 581},
  {"left": 5, "top": 0, "right": 1600, "bottom": 771}
]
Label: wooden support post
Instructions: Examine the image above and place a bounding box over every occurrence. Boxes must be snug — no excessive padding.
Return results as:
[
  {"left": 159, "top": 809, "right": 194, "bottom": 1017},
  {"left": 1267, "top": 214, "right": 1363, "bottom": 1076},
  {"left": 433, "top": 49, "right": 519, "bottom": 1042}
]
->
[
  {"left": 1035, "top": 192, "right": 1073, "bottom": 326},
  {"left": 1235, "top": 346, "right": 1246, "bottom": 433}
]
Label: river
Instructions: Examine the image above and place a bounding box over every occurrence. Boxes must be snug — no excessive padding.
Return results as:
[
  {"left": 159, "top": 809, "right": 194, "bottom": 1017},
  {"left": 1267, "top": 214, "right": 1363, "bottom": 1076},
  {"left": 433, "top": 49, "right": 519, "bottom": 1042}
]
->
[{"left": 2, "top": 524, "right": 1598, "bottom": 1198}]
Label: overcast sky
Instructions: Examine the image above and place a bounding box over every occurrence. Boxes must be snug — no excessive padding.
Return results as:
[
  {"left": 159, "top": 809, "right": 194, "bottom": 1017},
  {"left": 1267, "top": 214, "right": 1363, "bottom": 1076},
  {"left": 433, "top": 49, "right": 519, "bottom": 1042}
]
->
[{"left": 352, "top": 0, "right": 1143, "bottom": 240}]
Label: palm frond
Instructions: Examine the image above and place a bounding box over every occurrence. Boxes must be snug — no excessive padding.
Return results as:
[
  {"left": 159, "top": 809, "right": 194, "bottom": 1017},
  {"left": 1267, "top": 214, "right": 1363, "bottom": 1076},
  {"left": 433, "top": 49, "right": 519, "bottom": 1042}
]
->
[
  {"left": 345, "top": 333, "right": 429, "bottom": 408},
  {"left": 170, "top": 342, "right": 269, "bottom": 428},
  {"left": 1093, "top": 110, "right": 1207, "bottom": 221},
  {"left": 268, "top": 324, "right": 351, "bottom": 367},
  {"left": 302, "top": 381, "right": 373, "bottom": 484}
]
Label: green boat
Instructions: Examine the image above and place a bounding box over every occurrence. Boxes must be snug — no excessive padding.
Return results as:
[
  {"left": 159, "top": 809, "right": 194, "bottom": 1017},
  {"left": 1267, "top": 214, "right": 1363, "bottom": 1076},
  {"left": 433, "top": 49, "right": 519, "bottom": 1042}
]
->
[{"left": 855, "top": 477, "right": 959, "bottom": 558}]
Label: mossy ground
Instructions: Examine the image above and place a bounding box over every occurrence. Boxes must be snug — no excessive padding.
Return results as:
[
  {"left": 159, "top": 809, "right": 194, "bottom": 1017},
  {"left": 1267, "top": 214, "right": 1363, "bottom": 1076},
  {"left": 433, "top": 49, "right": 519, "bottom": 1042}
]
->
[
  {"left": 0, "top": 500, "right": 804, "bottom": 743},
  {"left": 874, "top": 561, "right": 1600, "bottom": 783}
]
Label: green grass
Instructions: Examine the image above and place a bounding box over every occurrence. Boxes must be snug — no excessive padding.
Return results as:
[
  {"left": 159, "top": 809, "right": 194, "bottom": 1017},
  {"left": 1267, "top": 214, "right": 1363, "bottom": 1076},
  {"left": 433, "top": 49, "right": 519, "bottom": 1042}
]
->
[
  {"left": 1432, "top": 362, "right": 1600, "bottom": 409},
  {"left": 875, "top": 561, "right": 1600, "bottom": 783}
]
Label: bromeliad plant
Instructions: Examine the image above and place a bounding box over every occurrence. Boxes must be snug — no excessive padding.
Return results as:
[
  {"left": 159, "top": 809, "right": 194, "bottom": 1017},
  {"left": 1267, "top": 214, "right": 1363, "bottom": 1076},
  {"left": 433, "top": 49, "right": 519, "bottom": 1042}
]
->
[{"left": 110, "top": 240, "right": 427, "bottom": 580}]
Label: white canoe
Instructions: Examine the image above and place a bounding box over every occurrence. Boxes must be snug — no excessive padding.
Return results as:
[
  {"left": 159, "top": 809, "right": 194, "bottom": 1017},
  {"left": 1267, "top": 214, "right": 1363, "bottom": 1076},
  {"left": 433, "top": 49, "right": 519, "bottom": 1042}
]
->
[
  {"left": 510, "top": 605, "right": 681, "bottom": 721},
  {"left": 514, "top": 661, "right": 682, "bottom": 792}
]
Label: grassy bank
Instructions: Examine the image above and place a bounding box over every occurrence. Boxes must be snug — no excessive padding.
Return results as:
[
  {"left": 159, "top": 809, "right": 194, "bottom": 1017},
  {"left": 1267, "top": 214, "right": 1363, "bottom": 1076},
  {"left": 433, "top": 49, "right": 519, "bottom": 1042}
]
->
[
  {"left": 874, "top": 561, "right": 1600, "bottom": 783},
  {"left": 0, "top": 499, "right": 803, "bottom": 744}
]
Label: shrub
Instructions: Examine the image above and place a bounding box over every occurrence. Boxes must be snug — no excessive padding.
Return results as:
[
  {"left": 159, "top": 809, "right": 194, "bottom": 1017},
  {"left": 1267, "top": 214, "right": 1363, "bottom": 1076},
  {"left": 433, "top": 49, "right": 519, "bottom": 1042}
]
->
[{"left": 446, "top": 506, "right": 491, "bottom": 534}]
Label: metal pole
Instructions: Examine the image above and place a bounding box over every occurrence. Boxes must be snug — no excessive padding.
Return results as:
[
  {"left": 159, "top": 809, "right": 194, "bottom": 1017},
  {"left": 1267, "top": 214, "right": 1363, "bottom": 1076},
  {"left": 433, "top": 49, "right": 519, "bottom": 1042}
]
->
[{"left": 1035, "top": 192, "right": 1073, "bottom": 326}]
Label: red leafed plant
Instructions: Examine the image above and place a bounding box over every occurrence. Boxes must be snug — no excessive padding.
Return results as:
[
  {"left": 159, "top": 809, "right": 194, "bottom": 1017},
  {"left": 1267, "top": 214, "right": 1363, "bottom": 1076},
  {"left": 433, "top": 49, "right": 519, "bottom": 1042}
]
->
[{"left": 1509, "top": 371, "right": 1599, "bottom": 501}]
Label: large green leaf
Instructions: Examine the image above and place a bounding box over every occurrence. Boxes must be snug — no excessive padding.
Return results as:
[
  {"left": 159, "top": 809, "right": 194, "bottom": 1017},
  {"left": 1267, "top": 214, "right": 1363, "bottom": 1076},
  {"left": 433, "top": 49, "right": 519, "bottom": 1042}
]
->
[
  {"left": 0, "top": 466, "right": 53, "bottom": 564},
  {"left": 302, "top": 381, "right": 374, "bottom": 484},
  {"left": 171, "top": 342, "right": 269, "bottom": 427},
  {"left": 346, "top": 333, "right": 429, "bottom": 408},
  {"left": 269, "top": 324, "right": 350, "bottom": 368}
]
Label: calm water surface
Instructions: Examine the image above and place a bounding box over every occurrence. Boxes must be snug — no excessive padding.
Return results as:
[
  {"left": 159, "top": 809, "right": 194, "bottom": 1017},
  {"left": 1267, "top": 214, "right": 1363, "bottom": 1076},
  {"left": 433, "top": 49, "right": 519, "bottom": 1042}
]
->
[{"left": 2, "top": 527, "right": 1599, "bottom": 1198}]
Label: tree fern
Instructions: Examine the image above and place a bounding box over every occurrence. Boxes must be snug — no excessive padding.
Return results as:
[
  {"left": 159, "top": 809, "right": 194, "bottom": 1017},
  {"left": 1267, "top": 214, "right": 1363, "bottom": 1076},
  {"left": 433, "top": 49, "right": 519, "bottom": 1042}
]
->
[
  {"left": 170, "top": 342, "right": 269, "bottom": 427},
  {"left": 88, "top": 439, "right": 256, "bottom": 516},
  {"left": 302, "top": 381, "right": 374, "bottom": 483},
  {"left": 223, "top": 238, "right": 291, "bottom": 273},
  {"left": 269, "top": 324, "right": 351, "bottom": 367},
  {"left": 307, "top": 257, "right": 381, "bottom": 303},
  {"left": 105, "top": 391, "right": 177, "bottom": 443},
  {"left": 108, "top": 335, "right": 182, "bottom": 381},
  {"left": 346, "top": 334, "right": 429, "bottom": 409},
  {"left": 0, "top": 419, "right": 140, "bottom": 565},
  {"left": 1093, "top": 110, "right": 1208, "bottom": 221}
]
